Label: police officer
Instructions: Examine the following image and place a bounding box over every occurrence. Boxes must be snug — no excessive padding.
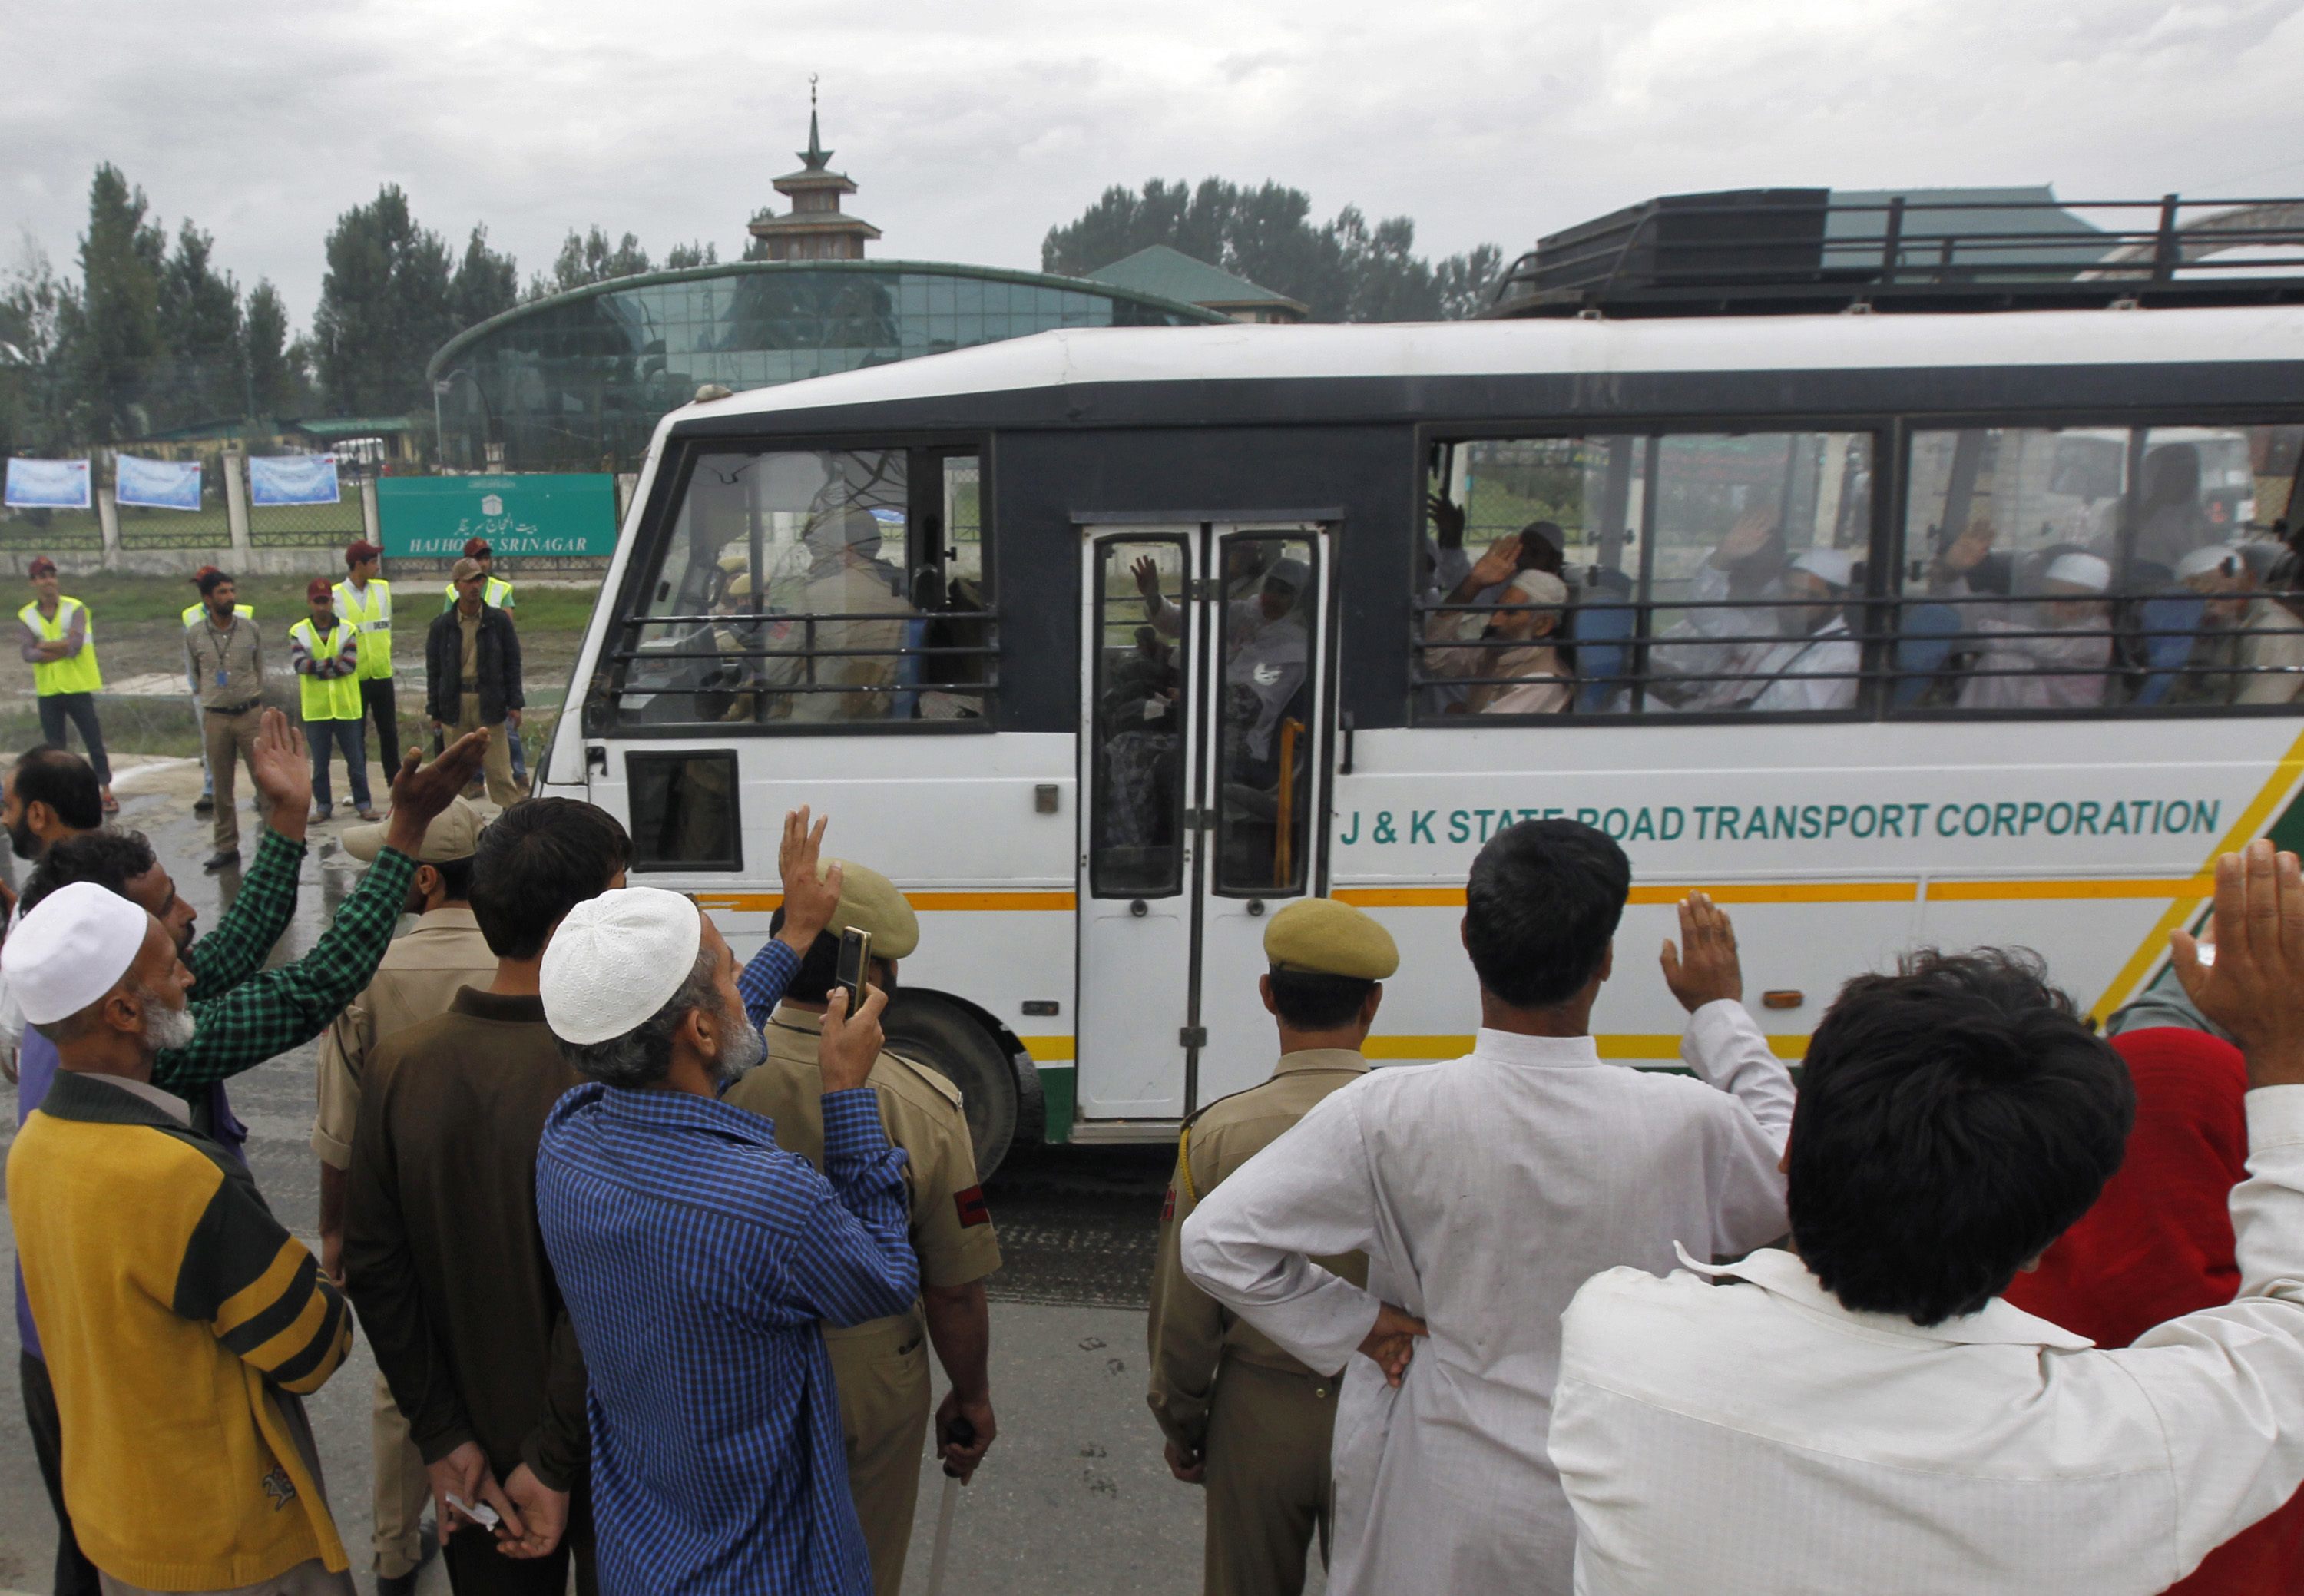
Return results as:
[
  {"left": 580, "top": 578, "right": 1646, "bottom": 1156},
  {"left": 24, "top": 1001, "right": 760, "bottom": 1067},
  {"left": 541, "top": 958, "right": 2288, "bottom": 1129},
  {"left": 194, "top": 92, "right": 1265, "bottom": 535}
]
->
[
  {"left": 1147, "top": 896, "right": 1398, "bottom": 1596},
  {"left": 181, "top": 566, "right": 252, "bottom": 818},
  {"left": 723, "top": 860, "right": 1001, "bottom": 1595},
  {"left": 440, "top": 538, "right": 521, "bottom": 786}
]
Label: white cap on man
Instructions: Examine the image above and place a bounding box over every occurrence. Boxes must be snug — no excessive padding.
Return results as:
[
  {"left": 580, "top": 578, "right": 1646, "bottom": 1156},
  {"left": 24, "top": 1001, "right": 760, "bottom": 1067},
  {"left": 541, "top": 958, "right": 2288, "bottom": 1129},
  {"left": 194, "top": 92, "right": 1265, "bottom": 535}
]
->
[
  {"left": 2177, "top": 543, "right": 2247, "bottom": 582},
  {"left": 1789, "top": 548, "right": 1857, "bottom": 591},
  {"left": 2043, "top": 552, "right": 2113, "bottom": 593},
  {"left": 1506, "top": 568, "right": 1570, "bottom": 606},
  {"left": 539, "top": 886, "right": 705, "bottom": 1045},
  {"left": 1, "top": 881, "right": 152, "bottom": 1026}
]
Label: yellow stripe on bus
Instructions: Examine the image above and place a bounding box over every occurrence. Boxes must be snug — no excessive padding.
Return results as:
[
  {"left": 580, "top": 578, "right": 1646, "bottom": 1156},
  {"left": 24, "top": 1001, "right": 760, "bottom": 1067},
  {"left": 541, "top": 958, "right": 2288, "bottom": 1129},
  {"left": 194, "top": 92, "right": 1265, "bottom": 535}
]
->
[
  {"left": 692, "top": 889, "right": 1078, "bottom": 915},
  {"left": 2089, "top": 725, "right": 2304, "bottom": 1025},
  {"left": 1018, "top": 1035, "right": 1077, "bottom": 1062},
  {"left": 1362, "top": 1032, "right": 1809, "bottom": 1061},
  {"left": 1338, "top": 879, "right": 2221, "bottom": 909}
]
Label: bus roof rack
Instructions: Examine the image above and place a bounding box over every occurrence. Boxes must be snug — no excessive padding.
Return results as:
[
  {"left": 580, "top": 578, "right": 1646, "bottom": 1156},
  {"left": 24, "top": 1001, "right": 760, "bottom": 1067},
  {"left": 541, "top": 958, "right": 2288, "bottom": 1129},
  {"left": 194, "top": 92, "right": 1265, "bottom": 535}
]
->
[{"left": 1482, "top": 188, "right": 2304, "bottom": 319}]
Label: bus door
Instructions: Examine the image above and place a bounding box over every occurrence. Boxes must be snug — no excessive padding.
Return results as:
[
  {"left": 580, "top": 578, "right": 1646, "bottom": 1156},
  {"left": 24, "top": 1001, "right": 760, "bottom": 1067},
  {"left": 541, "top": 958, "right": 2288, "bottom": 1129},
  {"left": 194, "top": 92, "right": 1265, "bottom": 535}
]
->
[{"left": 1076, "top": 523, "right": 1333, "bottom": 1121}]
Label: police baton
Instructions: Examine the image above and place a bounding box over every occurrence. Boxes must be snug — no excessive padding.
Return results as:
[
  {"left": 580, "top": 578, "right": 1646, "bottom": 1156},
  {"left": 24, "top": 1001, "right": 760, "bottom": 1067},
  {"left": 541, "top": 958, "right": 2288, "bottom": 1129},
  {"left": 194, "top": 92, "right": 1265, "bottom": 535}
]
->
[{"left": 923, "top": 1416, "right": 975, "bottom": 1596}]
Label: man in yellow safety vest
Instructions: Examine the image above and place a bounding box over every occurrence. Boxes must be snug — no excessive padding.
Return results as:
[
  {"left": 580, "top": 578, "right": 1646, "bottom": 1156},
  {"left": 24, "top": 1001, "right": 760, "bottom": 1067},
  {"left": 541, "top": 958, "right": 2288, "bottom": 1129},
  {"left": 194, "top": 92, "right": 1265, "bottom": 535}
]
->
[
  {"left": 290, "top": 576, "right": 374, "bottom": 822},
  {"left": 183, "top": 565, "right": 253, "bottom": 819},
  {"left": 334, "top": 539, "right": 399, "bottom": 776},
  {"left": 18, "top": 556, "right": 113, "bottom": 814}
]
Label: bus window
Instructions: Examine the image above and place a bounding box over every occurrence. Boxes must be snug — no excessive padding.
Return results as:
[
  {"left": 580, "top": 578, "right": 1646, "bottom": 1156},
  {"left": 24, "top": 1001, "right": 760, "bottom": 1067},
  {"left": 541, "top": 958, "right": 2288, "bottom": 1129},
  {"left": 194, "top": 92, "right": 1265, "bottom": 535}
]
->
[
  {"left": 1212, "top": 535, "right": 1318, "bottom": 894},
  {"left": 1090, "top": 539, "right": 1189, "bottom": 897},
  {"left": 606, "top": 446, "right": 993, "bottom": 731},
  {"left": 1420, "top": 430, "right": 1873, "bottom": 718},
  {"left": 1899, "top": 424, "right": 2304, "bottom": 710},
  {"left": 625, "top": 751, "right": 742, "bottom": 870}
]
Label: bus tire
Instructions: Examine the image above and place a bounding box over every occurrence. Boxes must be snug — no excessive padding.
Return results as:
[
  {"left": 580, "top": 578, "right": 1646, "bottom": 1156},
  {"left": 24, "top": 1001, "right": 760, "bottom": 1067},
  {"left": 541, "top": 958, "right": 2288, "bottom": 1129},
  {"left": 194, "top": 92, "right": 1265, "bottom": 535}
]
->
[{"left": 882, "top": 988, "right": 1022, "bottom": 1177}]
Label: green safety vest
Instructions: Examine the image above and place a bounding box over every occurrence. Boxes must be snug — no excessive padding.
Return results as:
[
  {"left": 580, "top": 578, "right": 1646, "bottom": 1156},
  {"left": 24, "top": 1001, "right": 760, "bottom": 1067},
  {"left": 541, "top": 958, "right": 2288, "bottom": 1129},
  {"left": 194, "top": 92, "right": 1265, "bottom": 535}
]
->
[
  {"left": 442, "top": 576, "right": 513, "bottom": 611},
  {"left": 21, "top": 598, "right": 101, "bottom": 696},
  {"left": 289, "top": 617, "right": 362, "bottom": 721},
  {"left": 333, "top": 578, "right": 393, "bottom": 679},
  {"left": 182, "top": 602, "right": 255, "bottom": 629}
]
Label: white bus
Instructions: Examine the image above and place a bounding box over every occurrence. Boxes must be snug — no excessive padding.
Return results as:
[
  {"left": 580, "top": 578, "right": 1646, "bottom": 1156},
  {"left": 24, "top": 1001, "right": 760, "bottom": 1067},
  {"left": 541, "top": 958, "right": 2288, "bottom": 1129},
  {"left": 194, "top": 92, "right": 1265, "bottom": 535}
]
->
[{"left": 538, "top": 301, "right": 2304, "bottom": 1173}]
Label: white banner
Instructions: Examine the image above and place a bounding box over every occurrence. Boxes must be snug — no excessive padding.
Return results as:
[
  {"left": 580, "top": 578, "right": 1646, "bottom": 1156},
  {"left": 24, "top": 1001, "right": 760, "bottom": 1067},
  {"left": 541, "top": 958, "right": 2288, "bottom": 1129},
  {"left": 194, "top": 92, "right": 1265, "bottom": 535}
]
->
[
  {"left": 248, "top": 453, "right": 341, "bottom": 507},
  {"left": 115, "top": 454, "right": 204, "bottom": 511},
  {"left": 4, "top": 458, "right": 91, "bottom": 510}
]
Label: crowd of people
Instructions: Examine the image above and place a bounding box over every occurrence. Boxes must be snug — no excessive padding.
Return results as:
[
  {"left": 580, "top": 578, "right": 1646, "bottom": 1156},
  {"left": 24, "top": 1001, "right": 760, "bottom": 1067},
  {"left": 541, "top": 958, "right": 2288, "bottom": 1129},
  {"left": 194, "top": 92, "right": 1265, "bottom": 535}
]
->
[
  {"left": 4, "top": 720, "right": 2304, "bottom": 1594},
  {"left": 21, "top": 536, "right": 529, "bottom": 876},
  {"left": 1417, "top": 492, "right": 2304, "bottom": 717}
]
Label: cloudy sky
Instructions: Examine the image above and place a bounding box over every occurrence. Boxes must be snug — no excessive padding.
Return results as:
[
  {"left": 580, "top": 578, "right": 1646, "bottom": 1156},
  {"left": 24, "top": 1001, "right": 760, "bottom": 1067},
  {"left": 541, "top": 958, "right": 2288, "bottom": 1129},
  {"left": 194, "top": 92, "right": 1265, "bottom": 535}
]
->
[{"left": 5, "top": 0, "right": 2302, "bottom": 325}]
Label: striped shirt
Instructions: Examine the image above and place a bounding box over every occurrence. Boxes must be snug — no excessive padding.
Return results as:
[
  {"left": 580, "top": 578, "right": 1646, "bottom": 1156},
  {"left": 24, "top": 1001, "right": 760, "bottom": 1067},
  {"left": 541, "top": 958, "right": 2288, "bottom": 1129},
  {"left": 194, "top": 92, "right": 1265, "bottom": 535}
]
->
[{"left": 535, "top": 1028, "right": 918, "bottom": 1594}]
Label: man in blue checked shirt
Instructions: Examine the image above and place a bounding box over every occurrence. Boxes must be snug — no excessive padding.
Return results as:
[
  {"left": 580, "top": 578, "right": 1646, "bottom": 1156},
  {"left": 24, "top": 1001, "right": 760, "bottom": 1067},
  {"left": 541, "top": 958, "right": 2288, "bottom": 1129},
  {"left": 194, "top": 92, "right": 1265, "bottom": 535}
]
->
[{"left": 536, "top": 813, "right": 917, "bottom": 1596}]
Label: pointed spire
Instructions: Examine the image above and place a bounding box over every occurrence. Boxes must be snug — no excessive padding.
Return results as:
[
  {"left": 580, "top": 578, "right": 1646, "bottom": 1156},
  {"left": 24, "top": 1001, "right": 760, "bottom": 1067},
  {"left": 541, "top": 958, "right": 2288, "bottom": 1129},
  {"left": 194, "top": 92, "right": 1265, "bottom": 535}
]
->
[{"left": 799, "top": 75, "right": 831, "bottom": 170}]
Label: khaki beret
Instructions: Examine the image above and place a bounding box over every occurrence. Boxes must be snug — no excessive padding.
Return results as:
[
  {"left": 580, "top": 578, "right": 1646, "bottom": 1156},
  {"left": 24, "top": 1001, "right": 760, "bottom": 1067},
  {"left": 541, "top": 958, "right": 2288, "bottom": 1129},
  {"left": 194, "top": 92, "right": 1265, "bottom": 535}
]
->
[
  {"left": 1263, "top": 897, "right": 1397, "bottom": 980},
  {"left": 343, "top": 796, "right": 485, "bottom": 863},
  {"left": 814, "top": 858, "right": 919, "bottom": 960}
]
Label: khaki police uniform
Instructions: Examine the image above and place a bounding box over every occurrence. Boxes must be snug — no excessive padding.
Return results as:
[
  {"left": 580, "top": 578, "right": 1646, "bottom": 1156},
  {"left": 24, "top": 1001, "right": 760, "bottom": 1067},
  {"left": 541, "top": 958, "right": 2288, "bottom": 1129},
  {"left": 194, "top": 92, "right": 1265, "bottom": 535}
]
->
[
  {"left": 1146, "top": 896, "right": 1396, "bottom": 1596},
  {"left": 723, "top": 1006, "right": 1001, "bottom": 1595},
  {"left": 309, "top": 800, "right": 492, "bottom": 1584}
]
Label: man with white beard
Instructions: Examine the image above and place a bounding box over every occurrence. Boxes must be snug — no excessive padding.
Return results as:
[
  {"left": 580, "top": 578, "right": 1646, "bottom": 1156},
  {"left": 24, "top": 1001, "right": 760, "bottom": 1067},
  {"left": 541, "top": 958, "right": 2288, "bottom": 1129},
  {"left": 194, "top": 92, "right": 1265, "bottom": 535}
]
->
[{"left": 5, "top": 882, "right": 360, "bottom": 1594}]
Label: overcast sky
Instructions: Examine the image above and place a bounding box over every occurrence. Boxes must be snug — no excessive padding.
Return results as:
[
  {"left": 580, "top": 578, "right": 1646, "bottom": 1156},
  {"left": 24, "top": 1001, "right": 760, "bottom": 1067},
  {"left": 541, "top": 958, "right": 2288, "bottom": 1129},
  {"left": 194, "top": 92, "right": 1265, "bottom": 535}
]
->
[{"left": 5, "top": 0, "right": 2302, "bottom": 326}]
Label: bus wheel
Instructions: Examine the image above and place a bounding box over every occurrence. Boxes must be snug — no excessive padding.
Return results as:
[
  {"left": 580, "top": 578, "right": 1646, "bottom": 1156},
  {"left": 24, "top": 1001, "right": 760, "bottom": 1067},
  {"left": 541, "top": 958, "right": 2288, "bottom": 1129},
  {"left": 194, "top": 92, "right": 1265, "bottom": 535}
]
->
[{"left": 882, "top": 989, "right": 1021, "bottom": 1178}]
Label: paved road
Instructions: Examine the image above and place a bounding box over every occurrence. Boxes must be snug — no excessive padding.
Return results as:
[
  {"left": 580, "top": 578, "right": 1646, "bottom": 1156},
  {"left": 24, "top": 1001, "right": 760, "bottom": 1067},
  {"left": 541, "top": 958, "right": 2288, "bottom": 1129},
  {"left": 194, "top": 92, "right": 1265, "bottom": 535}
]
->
[{"left": 0, "top": 761, "right": 1311, "bottom": 1594}]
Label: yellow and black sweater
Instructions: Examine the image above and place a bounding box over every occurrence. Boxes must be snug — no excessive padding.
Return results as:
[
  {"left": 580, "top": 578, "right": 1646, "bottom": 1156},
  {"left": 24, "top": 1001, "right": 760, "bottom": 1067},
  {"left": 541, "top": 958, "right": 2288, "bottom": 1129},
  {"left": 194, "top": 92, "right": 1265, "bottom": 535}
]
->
[{"left": 8, "top": 1071, "right": 354, "bottom": 1588}]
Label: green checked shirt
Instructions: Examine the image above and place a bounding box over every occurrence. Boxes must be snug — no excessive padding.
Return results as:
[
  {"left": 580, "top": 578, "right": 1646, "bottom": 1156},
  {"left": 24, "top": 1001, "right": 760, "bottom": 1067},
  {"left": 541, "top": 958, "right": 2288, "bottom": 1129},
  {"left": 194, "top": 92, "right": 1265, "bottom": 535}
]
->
[{"left": 152, "top": 830, "right": 419, "bottom": 1092}]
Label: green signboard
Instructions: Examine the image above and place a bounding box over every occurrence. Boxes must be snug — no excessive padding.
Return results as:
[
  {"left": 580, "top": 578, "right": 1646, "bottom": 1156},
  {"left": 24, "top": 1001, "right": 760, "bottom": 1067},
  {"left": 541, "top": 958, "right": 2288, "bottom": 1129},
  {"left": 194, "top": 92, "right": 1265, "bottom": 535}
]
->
[{"left": 378, "top": 474, "right": 617, "bottom": 558}]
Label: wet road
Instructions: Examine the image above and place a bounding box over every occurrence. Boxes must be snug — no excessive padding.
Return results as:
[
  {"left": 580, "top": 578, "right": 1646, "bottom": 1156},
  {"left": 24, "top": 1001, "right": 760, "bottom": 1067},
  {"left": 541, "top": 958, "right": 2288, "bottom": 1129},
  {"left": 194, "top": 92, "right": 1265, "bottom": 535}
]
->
[{"left": 0, "top": 759, "right": 1273, "bottom": 1594}]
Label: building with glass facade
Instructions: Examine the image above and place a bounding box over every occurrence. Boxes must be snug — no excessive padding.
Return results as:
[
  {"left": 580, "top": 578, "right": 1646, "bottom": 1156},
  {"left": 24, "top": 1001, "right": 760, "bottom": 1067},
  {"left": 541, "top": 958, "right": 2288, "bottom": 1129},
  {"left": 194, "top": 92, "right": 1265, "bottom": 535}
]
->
[{"left": 426, "top": 261, "right": 1226, "bottom": 472}]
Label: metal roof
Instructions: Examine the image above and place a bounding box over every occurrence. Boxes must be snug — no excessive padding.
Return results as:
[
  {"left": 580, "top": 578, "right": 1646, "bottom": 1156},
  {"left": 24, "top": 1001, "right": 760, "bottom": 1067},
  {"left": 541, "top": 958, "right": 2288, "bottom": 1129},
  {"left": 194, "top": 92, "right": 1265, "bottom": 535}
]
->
[{"left": 1085, "top": 246, "right": 1308, "bottom": 315}]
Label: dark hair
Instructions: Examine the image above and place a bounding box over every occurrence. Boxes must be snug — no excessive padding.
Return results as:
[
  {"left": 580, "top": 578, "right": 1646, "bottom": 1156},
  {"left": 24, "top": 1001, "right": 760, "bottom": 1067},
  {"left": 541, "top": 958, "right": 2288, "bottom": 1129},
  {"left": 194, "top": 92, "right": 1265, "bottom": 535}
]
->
[
  {"left": 468, "top": 799, "right": 631, "bottom": 959},
  {"left": 1462, "top": 820, "right": 1629, "bottom": 1008},
  {"left": 12, "top": 747, "right": 102, "bottom": 832},
  {"left": 197, "top": 568, "right": 235, "bottom": 597},
  {"left": 424, "top": 855, "right": 475, "bottom": 902},
  {"left": 1267, "top": 968, "right": 1375, "bottom": 1030},
  {"left": 767, "top": 907, "right": 846, "bottom": 1005},
  {"left": 1789, "top": 948, "right": 2134, "bottom": 1326},
  {"left": 20, "top": 829, "right": 160, "bottom": 916}
]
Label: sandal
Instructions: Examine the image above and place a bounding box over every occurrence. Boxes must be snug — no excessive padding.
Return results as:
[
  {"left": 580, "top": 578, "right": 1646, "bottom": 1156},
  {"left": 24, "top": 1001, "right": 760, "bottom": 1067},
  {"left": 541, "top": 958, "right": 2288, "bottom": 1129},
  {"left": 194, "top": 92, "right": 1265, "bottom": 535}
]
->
[{"left": 100, "top": 790, "right": 119, "bottom": 814}]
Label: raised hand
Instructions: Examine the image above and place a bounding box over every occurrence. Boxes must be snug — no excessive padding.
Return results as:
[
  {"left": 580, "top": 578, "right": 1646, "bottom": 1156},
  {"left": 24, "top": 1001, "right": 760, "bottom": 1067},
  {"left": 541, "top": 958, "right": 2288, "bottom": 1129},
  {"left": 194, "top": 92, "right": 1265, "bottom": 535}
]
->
[
  {"left": 247, "top": 707, "right": 314, "bottom": 839},
  {"left": 1427, "top": 493, "right": 1468, "bottom": 550},
  {"left": 2173, "top": 840, "right": 2304, "bottom": 1088},
  {"left": 1357, "top": 1301, "right": 1428, "bottom": 1387},
  {"left": 1469, "top": 533, "right": 1523, "bottom": 590},
  {"left": 381, "top": 730, "right": 490, "bottom": 856},
  {"left": 1713, "top": 505, "right": 1778, "bottom": 568},
  {"left": 819, "top": 982, "right": 888, "bottom": 1094},
  {"left": 1940, "top": 518, "right": 1997, "bottom": 576},
  {"left": 1132, "top": 555, "right": 1163, "bottom": 603},
  {"left": 775, "top": 806, "right": 846, "bottom": 955},
  {"left": 1661, "top": 892, "right": 1743, "bottom": 1013}
]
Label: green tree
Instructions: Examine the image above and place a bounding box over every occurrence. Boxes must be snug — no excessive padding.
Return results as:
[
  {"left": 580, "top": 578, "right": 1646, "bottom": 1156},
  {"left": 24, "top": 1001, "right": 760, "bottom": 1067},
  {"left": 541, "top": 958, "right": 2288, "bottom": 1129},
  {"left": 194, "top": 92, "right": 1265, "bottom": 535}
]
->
[
  {"left": 1435, "top": 243, "right": 1507, "bottom": 320},
  {"left": 0, "top": 240, "right": 68, "bottom": 458},
  {"left": 243, "top": 279, "right": 302, "bottom": 416},
  {"left": 544, "top": 226, "right": 653, "bottom": 295},
  {"left": 157, "top": 220, "right": 245, "bottom": 425},
  {"left": 1043, "top": 178, "right": 1501, "bottom": 322},
  {"left": 664, "top": 240, "right": 718, "bottom": 270},
  {"left": 56, "top": 163, "right": 167, "bottom": 439},
  {"left": 313, "top": 184, "right": 454, "bottom": 415},
  {"left": 450, "top": 224, "right": 519, "bottom": 329}
]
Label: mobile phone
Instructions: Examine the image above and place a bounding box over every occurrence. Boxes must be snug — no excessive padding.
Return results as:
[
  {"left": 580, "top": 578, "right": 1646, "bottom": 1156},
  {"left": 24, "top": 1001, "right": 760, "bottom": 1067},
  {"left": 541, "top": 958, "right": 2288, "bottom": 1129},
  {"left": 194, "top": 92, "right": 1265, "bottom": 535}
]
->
[
  {"left": 445, "top": 1491, "right": 499, "bottom": 1529},
  {"left": 835, "top": 925, "right": 873, "bottom": 1009}
]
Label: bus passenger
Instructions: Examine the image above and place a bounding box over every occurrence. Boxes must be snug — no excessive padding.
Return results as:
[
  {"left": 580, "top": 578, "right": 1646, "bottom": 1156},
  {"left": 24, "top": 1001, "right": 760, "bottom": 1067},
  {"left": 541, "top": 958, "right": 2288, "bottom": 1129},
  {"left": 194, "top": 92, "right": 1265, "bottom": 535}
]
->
[
  {"left": 1935, "top": 525, "right": 2114, "bottom": 710},
  {"left": 1648, "top": 507, "right": 1789, "bottom": 710},
  {"left": 2128, "top": 442, "right": 2216, "bottom": 578},
  {"left": 1738, "top": 546, "right": 1860, "bottom": 713},
  {"left": 776, "top": 508, "right": 915, "bottom": 723},
  {"left": 2178, "top": 541, "right": 2304, "bottom": 705},
  {"left": 1421, "top": 568, "right": 1571, "bottom": 715}
]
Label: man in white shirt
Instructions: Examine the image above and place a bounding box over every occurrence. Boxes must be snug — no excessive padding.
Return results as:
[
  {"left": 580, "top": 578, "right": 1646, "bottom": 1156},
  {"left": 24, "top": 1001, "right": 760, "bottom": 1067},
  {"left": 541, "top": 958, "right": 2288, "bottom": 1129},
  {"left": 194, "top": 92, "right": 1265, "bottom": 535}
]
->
[
  {"left": 1551, "top": 839, "right": 2304, "bottom": 1596},
  {"left": 1179, "top": 821, "right": 1793, "bottom": 1595}
]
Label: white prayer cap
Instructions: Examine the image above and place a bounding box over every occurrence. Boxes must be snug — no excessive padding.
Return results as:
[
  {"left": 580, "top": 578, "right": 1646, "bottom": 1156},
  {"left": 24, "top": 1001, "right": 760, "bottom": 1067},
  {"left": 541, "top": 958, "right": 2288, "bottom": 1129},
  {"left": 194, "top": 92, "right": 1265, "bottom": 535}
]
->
[
  {"left": 1789, "top": 547, "right": 1856, "bottom": 589},
  {"left": 539, "top": 886, "right": 704, "bottom": 1045},
  {"left": 1506, "top": 568, "right": 1569, "bottom": 605},
  {"left": 2, "top": 881, "right": 154, "bottom": 1026},
  {"left": 2177, "top": 542, "right": 2246, "bottom": 581},
  {"left": 2043, "top": 552, "right": 2112, "bottom": 592}
]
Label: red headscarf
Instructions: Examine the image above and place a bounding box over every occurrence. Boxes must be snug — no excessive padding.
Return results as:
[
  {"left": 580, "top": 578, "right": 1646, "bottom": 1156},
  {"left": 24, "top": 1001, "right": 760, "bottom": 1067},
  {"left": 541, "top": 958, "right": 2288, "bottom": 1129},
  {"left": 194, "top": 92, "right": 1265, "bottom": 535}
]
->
[{"left": 2006, "top": 1027, "right": 2304, "bottom": 1594}]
